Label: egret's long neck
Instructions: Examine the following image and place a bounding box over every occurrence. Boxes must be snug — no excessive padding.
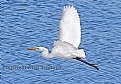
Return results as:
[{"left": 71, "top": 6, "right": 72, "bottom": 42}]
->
[{"left": 41, "top": 48, "right": 50, "bottom": 58}]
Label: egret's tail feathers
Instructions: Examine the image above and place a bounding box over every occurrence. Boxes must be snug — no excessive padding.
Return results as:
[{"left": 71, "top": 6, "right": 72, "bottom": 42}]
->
[{"left": 72, "top": 49, "right": 86, "bottom": 59}]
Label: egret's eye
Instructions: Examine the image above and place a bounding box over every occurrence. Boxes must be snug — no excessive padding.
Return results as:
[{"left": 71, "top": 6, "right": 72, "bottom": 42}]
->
[{"left": 36, "top": 48, "right": 39, "bottom": 50}]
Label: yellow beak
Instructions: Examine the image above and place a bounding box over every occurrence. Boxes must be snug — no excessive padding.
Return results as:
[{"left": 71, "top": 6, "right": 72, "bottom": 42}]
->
[{"left": 27, "top": 48, "right": 37, "bottom": 50}]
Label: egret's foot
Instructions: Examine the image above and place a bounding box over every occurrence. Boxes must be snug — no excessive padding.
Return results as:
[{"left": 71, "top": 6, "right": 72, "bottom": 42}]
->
[{"left": 90, "top": 64, "right": 99, "bottom": 70}]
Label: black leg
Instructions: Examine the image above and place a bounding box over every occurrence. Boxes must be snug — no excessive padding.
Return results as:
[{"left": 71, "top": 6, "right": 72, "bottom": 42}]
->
[{"left": 73, "top": 57, "right": 99, "bottom": 70}]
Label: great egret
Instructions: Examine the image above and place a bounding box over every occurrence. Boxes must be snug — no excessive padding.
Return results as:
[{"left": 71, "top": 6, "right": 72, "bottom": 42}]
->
[{"left": 27, "top": 6, "right": 98, "bottom": 70}]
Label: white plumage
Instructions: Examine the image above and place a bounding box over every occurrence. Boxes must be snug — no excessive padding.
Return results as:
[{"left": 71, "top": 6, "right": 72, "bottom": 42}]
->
[
  {"left": 50, "top": 41, "right": 85, "bottom": 58},
  {"left": 59, "top": 6, "right": 81, "bottom": 48}
]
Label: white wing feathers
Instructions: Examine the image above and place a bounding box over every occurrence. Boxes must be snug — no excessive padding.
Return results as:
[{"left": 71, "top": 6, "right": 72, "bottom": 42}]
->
[{"left": 59, "top": 6, "right": 81, "bottom": 48}]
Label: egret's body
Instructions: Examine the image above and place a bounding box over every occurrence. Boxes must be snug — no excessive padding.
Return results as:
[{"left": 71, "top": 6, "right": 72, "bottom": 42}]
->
[
  {"left": 28, "top": 6, "right": 98, "bottom": 70},
  {"left": 41, "top": 41, "right": 85, "bottom": 59}
]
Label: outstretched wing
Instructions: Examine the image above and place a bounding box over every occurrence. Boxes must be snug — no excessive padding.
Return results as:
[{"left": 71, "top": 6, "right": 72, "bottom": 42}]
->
[{"left": 59, "top": 6, "right": 81, "bottom": 48}]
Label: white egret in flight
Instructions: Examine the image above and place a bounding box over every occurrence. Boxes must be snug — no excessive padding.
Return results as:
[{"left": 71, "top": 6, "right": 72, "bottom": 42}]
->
[{"left": 27, "top": 6, "right": 98, "bottom": 70}]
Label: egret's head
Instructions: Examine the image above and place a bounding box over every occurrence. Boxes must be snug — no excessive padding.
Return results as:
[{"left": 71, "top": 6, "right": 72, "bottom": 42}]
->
[{"left": 27, "top": 47, "right": 47, "bottom": 52}]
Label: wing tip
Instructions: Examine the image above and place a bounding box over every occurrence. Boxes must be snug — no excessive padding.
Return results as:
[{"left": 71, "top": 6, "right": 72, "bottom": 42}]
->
[{"left": 63, "top": 5, "right": 76, "bottom": 11}]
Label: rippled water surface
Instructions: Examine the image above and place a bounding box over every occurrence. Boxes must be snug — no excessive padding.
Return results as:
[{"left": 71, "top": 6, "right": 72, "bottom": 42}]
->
[{"left": 1, "top": 0, "right": 121, "bottom": 84}]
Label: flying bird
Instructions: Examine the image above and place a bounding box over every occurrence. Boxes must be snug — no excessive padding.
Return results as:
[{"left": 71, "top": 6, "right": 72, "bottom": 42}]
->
[{"left": 27, "top": 6, "right": 99, "bottom": 70}]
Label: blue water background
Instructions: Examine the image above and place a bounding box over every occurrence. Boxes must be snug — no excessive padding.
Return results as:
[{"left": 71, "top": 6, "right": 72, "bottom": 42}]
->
[{"left": 1, "top": 0, "right": 121, "bottom": 84}]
